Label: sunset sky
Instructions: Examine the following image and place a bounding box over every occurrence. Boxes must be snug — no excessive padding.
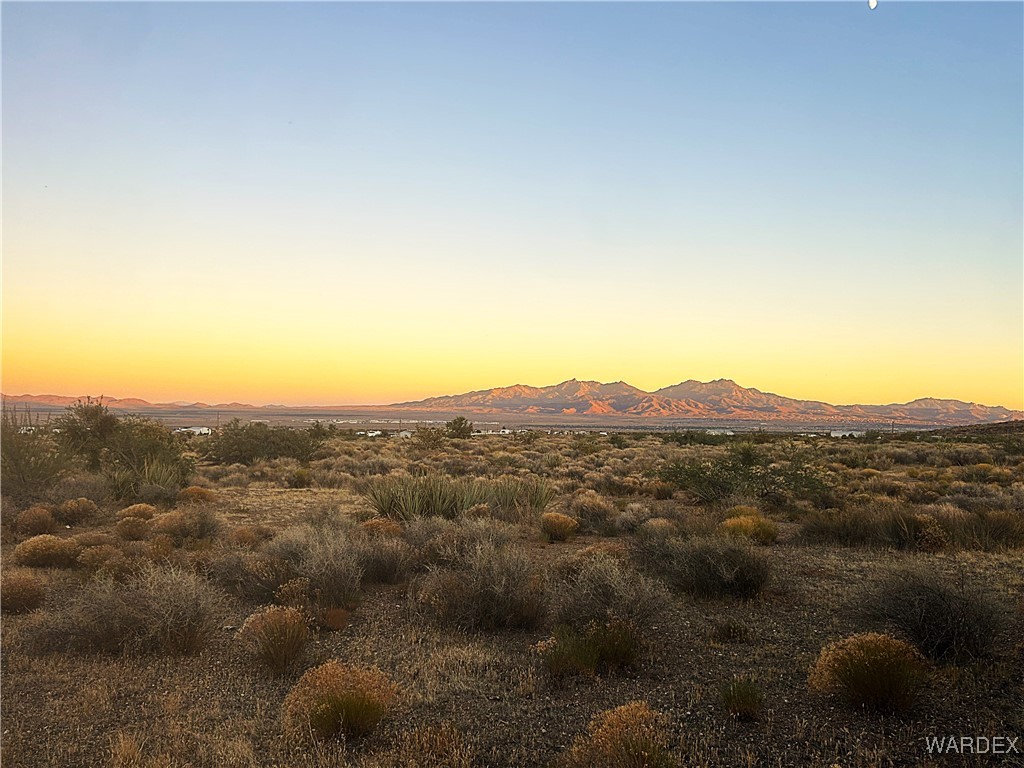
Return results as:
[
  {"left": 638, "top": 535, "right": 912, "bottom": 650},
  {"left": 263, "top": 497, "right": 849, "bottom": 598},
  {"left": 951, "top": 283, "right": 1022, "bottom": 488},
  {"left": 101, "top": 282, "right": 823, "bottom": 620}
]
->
[{"left": 3, "top": 2, "right": 1021, "bottom": 409}]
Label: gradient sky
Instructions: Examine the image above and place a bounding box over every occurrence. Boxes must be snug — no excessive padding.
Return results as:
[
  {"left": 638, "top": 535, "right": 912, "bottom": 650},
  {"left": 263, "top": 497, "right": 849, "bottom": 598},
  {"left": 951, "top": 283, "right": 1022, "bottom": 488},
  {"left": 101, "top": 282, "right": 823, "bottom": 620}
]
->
[{"left": 3, "top": 2, "right": 1022, "bottom": 408}]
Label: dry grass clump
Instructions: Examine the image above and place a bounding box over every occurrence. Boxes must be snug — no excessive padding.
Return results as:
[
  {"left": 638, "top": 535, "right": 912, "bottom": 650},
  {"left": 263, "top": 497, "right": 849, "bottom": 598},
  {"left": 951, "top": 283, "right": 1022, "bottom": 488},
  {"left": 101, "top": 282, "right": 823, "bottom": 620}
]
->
[
  {"left": 361, "top": 517, "right": 404, "bottom": 538},
  {"left": 568, "top": 490, "right": 616, "bottom": 535},
  {"left": 638, "top": 517, "right": 678, "bottom": 538},
  {"left": 281, "top": 661, "right": 398, "bottom": 741},
  {"left": 799, "top": 503, "right": 947, "bottom": 551},
  {"left": 237, "top": 605, "right": 308, "bottom": 675},
  {"left": 15, "top": 505, "right": 59, "bottom": 535},
  {"left": 860, "top": 566, "right": 1007, "bottom": 663},
  {"left": 412, "top": 542, "right": 546, "bottom": 631},
  {"left": 226, "top": 523, "right": 275, "bottom": 549},
  {"left": 23, "top": 564, "right": 225, "bottom": 655},
  {"left": 537, "top": 619, "right": 641, "bottom": 678},
  {"left": 115, "top": 516, "right": 152, "bottom": 541},
  {"left": 151, "top": 507, "right": 222, "bottom": 544},
  {"left": 176, "top": 485, "right": 219, "bottom": 505},
  {"left": 556, "top": 701, "right": 675, "bottom": 768},
  {"left": 207, "top": 550, "right": 296, "bottom": 603},
  {"left": 541, "top": 511, "right": 579, "bottom": 542},
  {"left": 808, "top": 632, "right": 927, "bottom": 713},
  {"left": 375, "top": 722, "right": 475, "bottom": 768},
  {"left": 721, "top": 676, "right": 762, "bottom": 721},
  {"left": 13, "top": 534, "right": 81, "bottom": 568},
  {"left": 709, "top": 618, "right": 751, "bottom": 644},
  {"left": 116, "top": 503, "right": 157, "bottom": 521},
  {"left": 719, "top": 514, "right": 778, "bottom": 545},
  {"left": 635, "top": 535, "right": 770, "bottom": 600},
  {"left": 1, "top": 569, "right": 46, "bottom": 614},
  {"left": 56, "top": 497, "right": 99, "bottom": 525}
]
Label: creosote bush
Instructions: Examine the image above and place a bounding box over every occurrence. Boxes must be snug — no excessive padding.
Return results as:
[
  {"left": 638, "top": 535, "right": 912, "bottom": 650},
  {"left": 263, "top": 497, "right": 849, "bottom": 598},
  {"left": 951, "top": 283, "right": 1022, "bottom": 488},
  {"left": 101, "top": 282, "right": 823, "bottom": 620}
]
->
[
  {"left": 282, "top": 661, "right": 398, "bottom": 740},
  {"left": 23, "top": 564, "right": 225, "bottom": 655},
  {"left": 151, "top": 507, "right": 222, "bottom": 544},
  {"left": 635, "top": 535, "right": 770, "bottom": 599},
  {"left": 808, "top": 632, "right": 927, "bottom": 713},
  {"left": 412, "top": 542, "right": 545, "bottom": 631},
  {"left": 541, "top": 511, "right": 579, "bottom": 542},
  {"left": 13, "top": 534, "right": 81, "bottom": 568},
  {"left": 1, "top": 569, "right": 46, "bottom": 614},
  {"left": 15, "top": 506, "right": 59, "bottom": 536},
  {"left": 556, "top": 701, "right": 676, "bottom": 768},
  {"left": 237, "top": 605, "right": 308, "bottom": 675},
  {"left": 263, "top": 526, "right": 363, "bottom": 609},
  {"left": 860, "top": 566, "right": 1007, "bottom": 663}
]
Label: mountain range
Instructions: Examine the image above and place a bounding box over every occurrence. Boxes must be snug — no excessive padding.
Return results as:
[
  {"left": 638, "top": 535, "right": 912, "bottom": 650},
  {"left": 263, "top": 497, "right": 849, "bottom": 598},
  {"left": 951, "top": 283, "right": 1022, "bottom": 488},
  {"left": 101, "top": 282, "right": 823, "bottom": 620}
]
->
[
  {"left": 3, "top": 380, "right": 1020, "bottom": 426},
  {"left": 392, "top": 378, "right": 1021, "bottom": 425}
]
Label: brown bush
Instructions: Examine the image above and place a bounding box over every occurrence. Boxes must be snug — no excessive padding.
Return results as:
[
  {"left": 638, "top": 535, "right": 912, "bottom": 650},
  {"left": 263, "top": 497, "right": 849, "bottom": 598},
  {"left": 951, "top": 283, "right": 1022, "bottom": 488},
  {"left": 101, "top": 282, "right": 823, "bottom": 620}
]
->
[
  {"left": 1, "top": 569, "right": 46, "bottom": 613},
  {"left": 557, "top": 701, "right": 675, "bottom": 768},
  {"left": 282, "top": 661, "right": 398, "bottom": 740},
  {"left": 116, "top": 504, "right": 157, "bottom": 521},
  {"left": 568, "top": 490, "right": 616, "bottom": 535},
  {"left": 226, "top": 524, "right": 275, "bottom": 549},
  {"left": 13, "top": 534, "right": 81, "bottom": 568},
  {"left": 151, "top": 507, "right": 221, "bottom": 543},
  {"left": 15, "top": 506, "right": 59, "bottom": 536},
  {"left": 72, "top": 531, "right": 119, "bottom": 548},
  {"left": 115, "top": 517, "right": 152, "bottom": 541},
  {"left": 56, "top": 497, "right": 99, "bottom": 525},
  {"left": 361, "top": 518, "right": 405, "bottom": 538},
  {"left": 237, "top": 605, "right": 308, "bottom": 675},
  {"left": 808, "top": 632, "right": 927, "bottom": 712},
  {"left": 177, "top": 485, "right": 219, "bottom": 506},
  {"left": 541, "top": 512, "right": 579, "bottom": 542}
]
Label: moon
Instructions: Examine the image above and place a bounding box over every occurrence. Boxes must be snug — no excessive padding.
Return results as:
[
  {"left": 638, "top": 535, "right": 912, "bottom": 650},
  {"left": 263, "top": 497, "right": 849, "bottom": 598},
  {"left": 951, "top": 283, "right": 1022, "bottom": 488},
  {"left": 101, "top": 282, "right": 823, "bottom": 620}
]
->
[{"left": 868, "top": 0, "right": 877, "bottom": 9}]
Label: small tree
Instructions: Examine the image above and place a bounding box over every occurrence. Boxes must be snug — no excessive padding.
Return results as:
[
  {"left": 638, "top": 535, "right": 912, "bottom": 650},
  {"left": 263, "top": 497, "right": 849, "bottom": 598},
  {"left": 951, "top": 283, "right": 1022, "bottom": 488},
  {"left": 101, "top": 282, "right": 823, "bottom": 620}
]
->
[
  {"left": 445, "top": 416, "right": 473, "bottom": 439},
  {"left": 54, "top": 398, "right": 120, "bottom": 471}
]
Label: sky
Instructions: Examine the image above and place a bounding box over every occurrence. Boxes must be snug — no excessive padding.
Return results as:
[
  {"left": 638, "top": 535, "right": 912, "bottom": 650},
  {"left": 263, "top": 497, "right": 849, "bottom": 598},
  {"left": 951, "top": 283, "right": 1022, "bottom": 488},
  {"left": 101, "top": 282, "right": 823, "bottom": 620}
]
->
[{"left": 2, "top": 2, "right": 1022, "bottom": 409}]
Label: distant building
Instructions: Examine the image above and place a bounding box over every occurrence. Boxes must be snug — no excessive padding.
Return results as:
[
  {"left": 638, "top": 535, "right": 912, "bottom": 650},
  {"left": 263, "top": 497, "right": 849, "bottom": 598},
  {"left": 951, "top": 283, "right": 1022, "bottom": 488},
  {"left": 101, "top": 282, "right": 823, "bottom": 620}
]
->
[
  {"left": 396, "top": 430, "right": 414, "bottom": 439},
  {"left": 175, "top": 426, "right": 212, "bottom": 436},
  {"left": 830, "top": 429, "right": 866, "bottom": 438},
  {"left": 706, "top": 429, "right": 734, "bottom": 436}
]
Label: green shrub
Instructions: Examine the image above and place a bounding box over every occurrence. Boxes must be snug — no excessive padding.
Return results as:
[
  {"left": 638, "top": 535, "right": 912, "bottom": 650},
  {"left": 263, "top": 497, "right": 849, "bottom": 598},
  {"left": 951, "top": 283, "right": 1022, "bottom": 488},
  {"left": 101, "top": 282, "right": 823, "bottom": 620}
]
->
[
  {"left": 556, "top": 701, "right": 675, "bottom": 768},
  {"left": 205, "top": 419, "right": 330, "bottom": 465},
  {"left": 282, "top": 661, "right": 398, "bottom": 740},
  {"left": 13, "top": 534, "right": 81, "bottom": 568},
  {"left": 860, "top": 566, "right": 1007, "bottom": 663},
  {"left": 1, "top": 409, "right": 69, "bottom": 502},
  {"left": 808, "top": 632, "right": 927, "bottom": 712},
  {"left": 236, "top": 605, "right": 308, "bottom": 675},
  {"left": 721, "top": 676, "right": 762, "bottom": 721}
]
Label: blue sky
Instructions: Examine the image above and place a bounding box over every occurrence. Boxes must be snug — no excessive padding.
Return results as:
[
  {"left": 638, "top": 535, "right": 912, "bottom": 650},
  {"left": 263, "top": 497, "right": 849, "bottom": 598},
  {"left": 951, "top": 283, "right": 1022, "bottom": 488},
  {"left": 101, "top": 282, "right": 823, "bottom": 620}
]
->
[{"left": 3, "top": 2, "right": 1022, "bottom": 407}]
